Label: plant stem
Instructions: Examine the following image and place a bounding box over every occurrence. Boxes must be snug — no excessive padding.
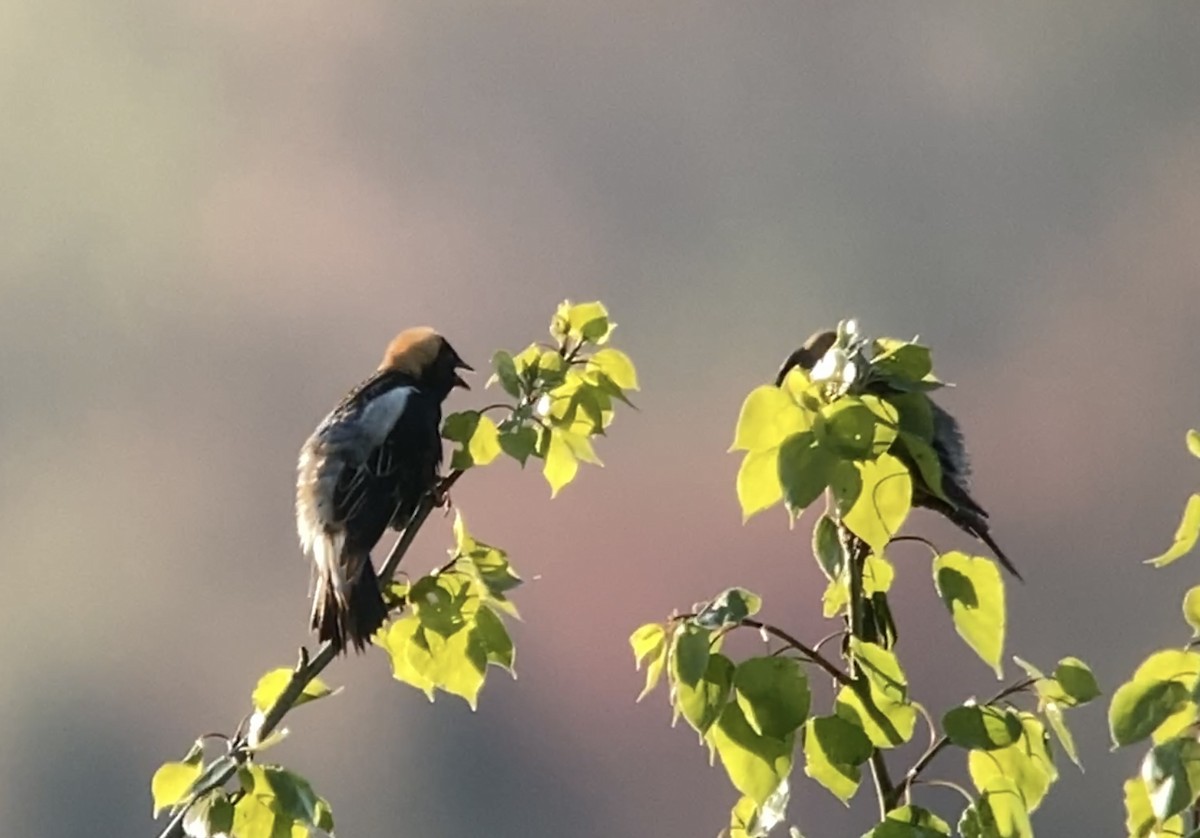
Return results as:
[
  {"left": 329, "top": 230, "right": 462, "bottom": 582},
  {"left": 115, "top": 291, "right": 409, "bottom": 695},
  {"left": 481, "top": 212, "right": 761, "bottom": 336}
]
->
[{"left": 157, "top": 473, "right": 461, "bottom": 838}]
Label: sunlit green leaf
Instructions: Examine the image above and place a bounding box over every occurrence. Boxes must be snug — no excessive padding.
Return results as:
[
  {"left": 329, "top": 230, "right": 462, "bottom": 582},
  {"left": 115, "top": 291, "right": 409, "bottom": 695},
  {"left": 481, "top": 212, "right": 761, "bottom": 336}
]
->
[
  {"left": 420, "top": 618, "right": 489, "bottom": 709},
  {"left": 803, "top": 714, "right": 872, "bottom": 803},
  {"left": 1147, "top": 494, "right": 1200, "bottom": 567},
  {"left": 564, "top": 300, "right": 612, "bottom": 343},
  {"left": 1184, "top": 587, "right": 1200, "bottom": 637},
  {"left": 942, "top": 705, "right": 1023, "bottom": 751},
  {"left": 863, "top": 805, "right": 951, "bottom": 837},
  {"left": 709, "top": 701, "right": 795, "bottom": 806},
  {"left": 232, "top": 788, "right": 281, "bottom": 838},
  {"left": 968, "top": 713, "right": 1056, "bottom": 812},
  {"left": 1187, "top": 429, "right": 1200, "bottom": 460},
  {"left": 631, "top": 623, "right": 668, "bottom": 701},
  {"left": 1109, "top": 678, "right": 1191, "bottom": 747},
  {"left": 738, "top": 448, "right": 784, "bottom": 521},
  {"left": 850, "top": 640, "right": 907, "bottom": 703},
  {"left": 380, "top": 614, "right": 436, "bottom": 700},
  {"left": 895, "top": 433, "right": 948, "bottom": 503},
  {"left": 732, "top": 386, "right": 811, "bottom": 453},
  {"left": 543, "top": 428, "right": 579, "bottom": 497},
  {"left": 872, "top": 340, "right": 933, "bottom": 383},
  {"left": 961, "top": 776, "right": 1033, "bottom": 838},
  {"left": 834, "top": 454, "right": 912, "bottom": 556},
  {"left": 1124, "top": 775, "right": 1185, "bottom": 838},
  {"left": 468, "top": 414, "right": 502, "bottom": 466},
  {"left": 260, "top": 766, "right": 320, "bottom": 827},
  {"left": 498, "top": 424, "right": 538, "bottom": 465},
  {"left": 151, "top": 761, "right": 202, "bottom": 816},
  {"left": 1042, "top": 702, "right": 1080, "bottom": 769},
  {"left": 836, "top": 684, "right": 916, "bottom": 749},
  {"left": 588, "top": 347, "right": 639, "bottom": 390},
  {"left": 734, "top": 657, "right": 810, "bottom": 739},
  {"left": 933, "top": 551, "right": 1006, "bottom": 678},
  {"left": 251, "top": 669, "right": 337, "bottom": 714},
  {"left": 1053, "top": 657, "right": 1100, "bottom": 705},
  {"left": 677, "top": 653, "right": 734, "bottom": 735}
]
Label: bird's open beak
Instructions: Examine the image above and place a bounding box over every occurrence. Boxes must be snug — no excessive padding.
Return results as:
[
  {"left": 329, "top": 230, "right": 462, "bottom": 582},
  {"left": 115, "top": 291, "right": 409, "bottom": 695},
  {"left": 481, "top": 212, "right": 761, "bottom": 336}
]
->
[{"left": 453, "top": 359, "right": 474, "bottom": 390}]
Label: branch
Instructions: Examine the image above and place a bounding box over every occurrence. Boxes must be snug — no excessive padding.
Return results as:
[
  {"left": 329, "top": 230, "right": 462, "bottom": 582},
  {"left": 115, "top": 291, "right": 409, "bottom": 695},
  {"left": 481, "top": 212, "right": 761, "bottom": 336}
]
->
[
  {"left": 739, "top": 618, "right": 853, "bottom": 687},
  {"left": 157, "top": 472, "right": 462, "bottom": 838}
]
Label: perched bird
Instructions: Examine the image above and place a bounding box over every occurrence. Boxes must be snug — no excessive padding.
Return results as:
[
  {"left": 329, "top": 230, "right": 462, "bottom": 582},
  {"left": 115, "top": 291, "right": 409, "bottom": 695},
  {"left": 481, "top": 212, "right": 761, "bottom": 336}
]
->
[
  {"left": 776, "top": 330, "right": 1022, "bottom": 581},
  {"left": 296, "top": 328, "right": 472, "bottom": 652}
]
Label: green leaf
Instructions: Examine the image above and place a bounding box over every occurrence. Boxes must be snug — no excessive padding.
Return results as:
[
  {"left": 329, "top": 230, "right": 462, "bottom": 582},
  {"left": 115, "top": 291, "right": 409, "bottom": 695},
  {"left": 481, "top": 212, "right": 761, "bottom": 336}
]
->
[
  {"left": 251, "top": 669, "right": 337, "bottom": 714},
  {"left": 778, "top": 431, "right": 837, "bottom": 513},
  {"left": 803, "top": 714, "right": 873, "bottom": 803},
  {"left": 887, "top": 392, "right": 935, "bottom": 441},
  {"left": 968, "top": 713, "right": 1056, "bottom": 812},
  {"left": 737, "top": 448, "right": 784, "bottom": 521},
  {"left": 499, "top": 424, "right": 538, "bottom": 466},
  {"left": 1142, "top": 738, "right": 1200, "bottom": 823},
  {"left": 677, "top": 653, "right": 735, "bottom": 735},
  {"left": 1187, "top": 429, "right": 1200, "bottom": 459},
  {"left": 151, "top": 760, "right": 202, "bottom": 816},
  {"left": 709, "top": 701, "right": 795, "bottom": 806},
  {"left": 453, "top": 511, "right": 522, "bottom": 602},
  {"left": 942, "top": 705, "right": 1023, "bottom": 751},
  {"left": 863, "top": 805, "right": 951, "bottom": 837},
  {"left": 1124, "top": 776, "right": 1185, "bottom": 838},
  {"left": 588, "top": 347, "right": 639, "bottom": 390},
  {"left": 380, "top": 614, "right": 436, "bottom": 700},
  {"left": 672, "top": 623, "right": 712, "bottom": 688},
  {"left": 812, "top": 514, "right": 843, "bottom": 580},
  {"left": 1184, "top": 587, "right": 1200, "bottom": 637},
  {"left": 1147, "top": 494, "right": 1200, "bottom": 567},
  {"left": 181, "top": 791, "right": 235, "bottom": 837},
  {"left": 817, "top": 399, "right": 878, "bottom": 459},
  {"left": 872, "top": 341, "right": 933, "bottom": 384},
  {"left": 441, "top": 410, "right": 480, "bottom": 443},
  {"left": 732, "top": 386, "right": 811, "bottom": 452},
  {"left": 961, "top": 776, "right": 1033, "bottom": 838},
  {"left": 933, "top": 551, "right": 1006, "bottom": 678},
  {"left": 260, "top": 766, "right": 320, "bottom": 826},
  {"left": 1042, "top": 702, "right": 1081, "bottom": 769},
  {"left": 733, "top": 657, "right": 811, "bottom": 739},
  {"left": 467, "top": 415, "right": 502, "bottom": 466},
  {"left": 895, "top": 433, "right": 949, "bottom": 503},
  {"left": 836, "top": 684, "right": 917, "bottom": 749},
  {"left": 850, "top": 640, "right": 907, "bottom": 703},
  {"left": 474, "top": 605, "right": 515, "bottom": 672},
  {"left": 834, "top": 454, "right": 912, "bottom": 556},
  {"left": 1109, "top": 678, "right": 1191, "bottom": 747},
  {"left": 564, "top": 300, "right": 612, "bottom": 343},
  {"left": 231, "top": 789, "right": 281, "bottom": 838},
  {"left": 1053, "top": 657, "right": 1101, "bottom": 705},
  {"left": 420, "top": 618, "right": 489, "bottom": 709},
  {"left": 695, "top": 588, "right": 763, "bottom": 629},
  {"left": 543, "top": 428, "right": 579, "bottom": 497},
  {"left": 631, "top": 623, "right": 668, "bottom": 701},
  {"left": 489, "top": 350, "right": 521, "bottom": 397}
]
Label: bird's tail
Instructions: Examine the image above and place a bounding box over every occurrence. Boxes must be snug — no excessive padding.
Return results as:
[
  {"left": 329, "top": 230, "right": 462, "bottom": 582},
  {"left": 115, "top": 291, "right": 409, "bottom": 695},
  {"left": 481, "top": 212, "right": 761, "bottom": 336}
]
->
[
  {"left": 952, "top": 511, "right": 1024, "bottom": 583},
  {"left": 310, "top": 551, "right": 390, "bottom": 653}
]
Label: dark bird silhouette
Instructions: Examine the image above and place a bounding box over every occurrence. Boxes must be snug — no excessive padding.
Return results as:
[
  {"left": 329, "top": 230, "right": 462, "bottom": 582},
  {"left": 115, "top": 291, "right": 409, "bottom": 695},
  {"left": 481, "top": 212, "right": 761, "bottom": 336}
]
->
[
  {"left": 776, "top": 330, "right": 1022, "bottom": 581},
  {"left": 296, "top": 328, "right": 472, "bottom": 652}
]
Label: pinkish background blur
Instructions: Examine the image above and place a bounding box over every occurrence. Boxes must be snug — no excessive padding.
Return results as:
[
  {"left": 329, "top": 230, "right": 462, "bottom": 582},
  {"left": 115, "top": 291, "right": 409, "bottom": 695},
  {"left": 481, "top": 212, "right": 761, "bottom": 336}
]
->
[{"left": 3, "top": 3, "right": 1200, "bottom": 836}]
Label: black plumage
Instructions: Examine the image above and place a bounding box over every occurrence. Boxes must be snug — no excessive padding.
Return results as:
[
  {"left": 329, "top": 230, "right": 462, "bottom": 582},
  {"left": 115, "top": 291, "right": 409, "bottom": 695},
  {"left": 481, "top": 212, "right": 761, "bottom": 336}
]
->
[
  {"left": 776, "top": 330, "right": 1021, "bottom": 581},
  {"left": 296, "top": 327, "right": 471, "bottom": 652}
]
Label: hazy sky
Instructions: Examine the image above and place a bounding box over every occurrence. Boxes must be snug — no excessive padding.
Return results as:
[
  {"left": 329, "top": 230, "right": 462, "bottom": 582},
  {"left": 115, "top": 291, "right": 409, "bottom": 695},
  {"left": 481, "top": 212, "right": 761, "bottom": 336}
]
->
[{"left": 3, "top": 3, "right": 1199, "bottom": 836}]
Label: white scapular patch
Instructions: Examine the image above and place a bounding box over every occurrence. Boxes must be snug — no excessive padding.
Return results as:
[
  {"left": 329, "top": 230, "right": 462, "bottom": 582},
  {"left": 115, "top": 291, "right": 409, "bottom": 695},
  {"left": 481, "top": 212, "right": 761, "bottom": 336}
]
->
[{"left": 356, "top": 385, "right": 413, "bottom": 447}]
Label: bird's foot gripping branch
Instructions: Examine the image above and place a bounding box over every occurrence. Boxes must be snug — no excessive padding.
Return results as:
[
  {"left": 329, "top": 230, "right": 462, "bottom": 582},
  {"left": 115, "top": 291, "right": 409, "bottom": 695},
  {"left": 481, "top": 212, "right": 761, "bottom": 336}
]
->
[
  {"left": 632, "top": 320, "right": 1099, "bottom": 838},
  {"left": 151, "top": 301, "right": 637, "bottom": 838}
]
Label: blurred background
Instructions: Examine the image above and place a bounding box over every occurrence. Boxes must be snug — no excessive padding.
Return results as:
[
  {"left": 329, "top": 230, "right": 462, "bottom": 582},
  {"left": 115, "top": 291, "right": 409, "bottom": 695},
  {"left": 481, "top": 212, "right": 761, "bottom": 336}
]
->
[{"left": 4, "top": 3, "right": 1200, "bottom": 836}]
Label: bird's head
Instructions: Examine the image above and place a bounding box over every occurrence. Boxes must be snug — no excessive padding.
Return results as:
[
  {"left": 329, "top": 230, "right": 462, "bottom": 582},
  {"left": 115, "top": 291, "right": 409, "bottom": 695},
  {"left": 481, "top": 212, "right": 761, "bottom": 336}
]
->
[
  {"left": 379, "top": 327, "right": 473, "bottom": 399},
  {"left": 774, "top": 329, "right": 837, "bottom": 387}
]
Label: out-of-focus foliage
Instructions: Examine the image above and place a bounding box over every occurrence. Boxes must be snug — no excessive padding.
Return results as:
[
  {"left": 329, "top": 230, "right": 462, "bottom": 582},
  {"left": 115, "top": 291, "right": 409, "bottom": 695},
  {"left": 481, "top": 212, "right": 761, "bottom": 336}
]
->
[
  {"left": 1111, "top": 430, "right": 1200, "bottom": 837},
  {"left": 151, "top": 302, "right": 637, "bottom": 837},
  {"left": 637, "top": 320, "right": 1098, "bottom": 837}
]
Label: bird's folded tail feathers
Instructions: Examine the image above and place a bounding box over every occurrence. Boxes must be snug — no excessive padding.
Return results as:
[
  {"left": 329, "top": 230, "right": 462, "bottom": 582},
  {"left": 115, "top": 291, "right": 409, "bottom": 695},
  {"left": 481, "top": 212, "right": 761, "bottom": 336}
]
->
[
  {"left": 951, "top": 510, "right": 1024, "bottom": 583},
  {"left": 310, "top": 552, "right": 390, "bottom": 653}
]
